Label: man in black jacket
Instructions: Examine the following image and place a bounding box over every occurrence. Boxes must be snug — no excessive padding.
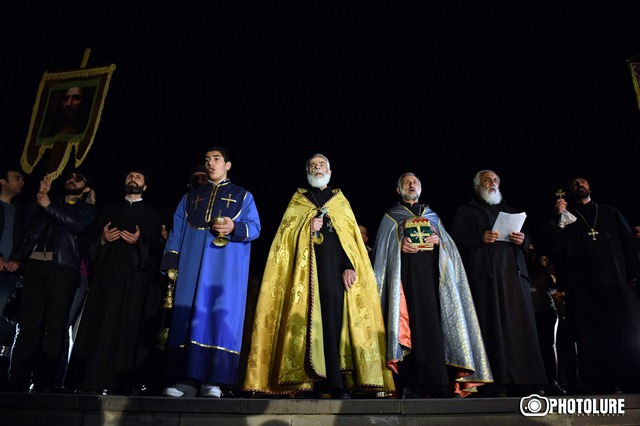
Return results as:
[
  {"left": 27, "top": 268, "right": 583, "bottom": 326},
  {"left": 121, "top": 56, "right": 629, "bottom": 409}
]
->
[
  {"left": 6, "top": 171, "right": 96, "bottom": 392},
  {"left": 0, "top": 168, "right": 25, "bottom": 356}
]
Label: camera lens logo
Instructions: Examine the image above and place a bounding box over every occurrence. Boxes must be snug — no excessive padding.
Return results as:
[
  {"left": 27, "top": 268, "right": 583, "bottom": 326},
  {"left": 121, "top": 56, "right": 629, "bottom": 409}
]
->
[{"left": 520, "top": 394, "right": 550, "bottom": 417}]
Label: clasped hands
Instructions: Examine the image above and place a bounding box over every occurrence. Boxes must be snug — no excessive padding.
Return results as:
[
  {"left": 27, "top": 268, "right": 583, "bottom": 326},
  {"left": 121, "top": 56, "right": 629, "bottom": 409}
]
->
[
  {"left": 102, "top": 221, "right": 141, "bottom": 245},
  {"left": 0, "top": 257, "right": 20, "bottom": 272}
]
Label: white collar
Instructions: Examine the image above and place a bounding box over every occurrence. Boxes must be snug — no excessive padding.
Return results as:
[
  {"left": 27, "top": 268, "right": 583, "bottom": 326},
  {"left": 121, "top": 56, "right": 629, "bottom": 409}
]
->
[{"left": 124, "top": 196, "right": 143, "bottom": 205}]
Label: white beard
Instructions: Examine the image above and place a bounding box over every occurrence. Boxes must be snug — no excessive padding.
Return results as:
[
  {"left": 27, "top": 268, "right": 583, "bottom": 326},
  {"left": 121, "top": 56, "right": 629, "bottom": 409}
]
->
[
  {"left": 308, "top": 172, "right": 331, "bottom": 188},
  {"left": 479, "top": 186, "right": 502, "bottom": 205}
]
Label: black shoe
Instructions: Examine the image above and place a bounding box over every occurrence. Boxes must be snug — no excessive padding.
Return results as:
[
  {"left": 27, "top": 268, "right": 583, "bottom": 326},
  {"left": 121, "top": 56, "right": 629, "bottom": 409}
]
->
[
  {"left": 295, "top": 390, "right": 321, "bottom": 399},
  {"left": 402, "top": 386, "right": 421, "bottom": 399},
  {"left": 352, "top": 391, "right": 389, "bottom": 399},
  {"left": 542, "top": 381, "right": 566, "bottom": 396},
  {"left": 428, "top": 386, "right": 460, "bottom": 399},
  {"left": 123, "top": 386, "right": 145, "bottom": 396},
  {"left": 74, "top": 388, "right": 100, "bottom": 395},
  {"left": 330, "top": 391, "right": 351, "bottom": 399},
  {"left": 45, "top": 386, "right": 73, "bottom": 394},
  {"left": 564, "top": 382, "right": 588, "bottom": 395},
  {"left": 30, "top": 384, "right": 55, "bottom": 394}
]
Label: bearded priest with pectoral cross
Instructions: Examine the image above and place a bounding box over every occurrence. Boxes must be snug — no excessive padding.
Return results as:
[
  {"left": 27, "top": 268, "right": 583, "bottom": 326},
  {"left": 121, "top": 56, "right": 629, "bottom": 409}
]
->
[{"left": 552, "top": 177, "right": 640, "bottom": 394}]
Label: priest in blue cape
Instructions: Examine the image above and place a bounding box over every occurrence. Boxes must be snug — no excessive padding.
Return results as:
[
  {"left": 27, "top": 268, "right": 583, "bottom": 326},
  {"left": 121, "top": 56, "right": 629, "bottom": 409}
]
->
[
  {"left": 160, "top": 146, "right": 261, "bottom": 399},
  {"left": 372, "top": 173, "right": 492, "bottom": 398}
]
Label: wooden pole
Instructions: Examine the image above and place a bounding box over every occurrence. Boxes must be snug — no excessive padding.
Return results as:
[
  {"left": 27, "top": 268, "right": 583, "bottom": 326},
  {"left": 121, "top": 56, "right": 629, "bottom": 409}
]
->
[{"left": 80, "top": 48, "right": 91, "bottom": 68}]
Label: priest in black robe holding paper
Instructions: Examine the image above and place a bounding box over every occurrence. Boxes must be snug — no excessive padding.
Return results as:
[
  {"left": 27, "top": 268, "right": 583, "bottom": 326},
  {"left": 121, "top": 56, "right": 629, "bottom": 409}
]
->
[{"left": 450, "top": 169, "right": 547, "bottom": 397}]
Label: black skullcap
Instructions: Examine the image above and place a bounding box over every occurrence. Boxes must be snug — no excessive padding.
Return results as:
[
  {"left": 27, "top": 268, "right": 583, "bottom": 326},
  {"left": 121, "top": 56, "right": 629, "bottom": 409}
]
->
[{"left": 189, "top": 164, "right": 207, "bottom": 177}]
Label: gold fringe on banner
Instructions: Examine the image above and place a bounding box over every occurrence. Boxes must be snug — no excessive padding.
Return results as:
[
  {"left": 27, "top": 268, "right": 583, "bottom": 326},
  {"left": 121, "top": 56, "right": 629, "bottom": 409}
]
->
[
  {"left": 629, "top": 62, "right": 640, "bottom": 112},
  {"left": 20, "top": 63, "right": 116, "bottom": 181}
]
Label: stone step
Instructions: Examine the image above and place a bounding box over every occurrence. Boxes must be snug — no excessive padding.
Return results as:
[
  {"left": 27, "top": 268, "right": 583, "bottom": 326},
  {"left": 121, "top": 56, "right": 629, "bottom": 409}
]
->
[{"left": 1, "top": 392, "right": 638, "bottom": 425}]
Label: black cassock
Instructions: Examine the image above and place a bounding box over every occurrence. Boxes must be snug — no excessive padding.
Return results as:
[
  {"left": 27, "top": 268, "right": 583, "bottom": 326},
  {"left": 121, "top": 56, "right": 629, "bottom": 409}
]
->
[
  {"left": 395, "top": 202, "right": 449, "bottom": 390},
  {"left": 64, "top": 199, "right": 164, "bottom": 392},
  {"left": 553, "top": 201, "right": 640, "bottom": 392},
  {"left": 450, "top": 196, "right": 547, "bottom": 390},
  {"left": 305, "top": 186, "right": 353, "bottom": 394}
]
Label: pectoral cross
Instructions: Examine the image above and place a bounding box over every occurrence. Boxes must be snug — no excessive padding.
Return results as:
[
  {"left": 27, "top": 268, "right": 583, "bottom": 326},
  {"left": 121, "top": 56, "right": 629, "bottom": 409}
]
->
[
  {"left": 326, "top": 217, "right": 335, "bottom": 233},
  {"left": 588, "top": 229, "right": 598, "bottom": 241},
  {"left": 191, "top": 194, "right": 204, "bottom": 210},
  {"left": 221, "top": 193, "right": 237, "bottom": 208}
]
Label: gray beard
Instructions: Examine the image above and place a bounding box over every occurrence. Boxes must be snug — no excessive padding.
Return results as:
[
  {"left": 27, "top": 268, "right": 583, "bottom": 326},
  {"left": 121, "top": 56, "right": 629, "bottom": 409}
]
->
[
  {"left": 398, "top": 187, "right": 421, "bottom": 202},
  {"left": 479, "top": 187, "right": 502, "bottom": 205},
  {"left": 307, "top": 173, "right": 330, "bottom": 188}
]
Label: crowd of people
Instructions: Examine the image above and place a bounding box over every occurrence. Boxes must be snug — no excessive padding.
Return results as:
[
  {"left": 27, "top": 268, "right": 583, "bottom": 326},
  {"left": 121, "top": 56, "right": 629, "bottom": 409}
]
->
[{"left": 1, "top": 151, "right": 640, "bottom": 400}]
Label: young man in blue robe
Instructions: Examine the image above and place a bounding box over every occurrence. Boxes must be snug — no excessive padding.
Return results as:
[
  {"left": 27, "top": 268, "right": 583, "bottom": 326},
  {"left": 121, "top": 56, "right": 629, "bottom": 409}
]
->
[{"left": 160, "top": 146, "right": 261, "bottom": 398}]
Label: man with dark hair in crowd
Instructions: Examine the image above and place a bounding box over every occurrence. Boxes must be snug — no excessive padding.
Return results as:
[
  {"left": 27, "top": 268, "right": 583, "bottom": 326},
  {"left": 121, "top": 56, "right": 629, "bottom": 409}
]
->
[
  {"left": 0, "top": 168, "right": 25, "bottom": 359},
  {"left": 7, "top": 171, "right": 96, "bottom": 393}
]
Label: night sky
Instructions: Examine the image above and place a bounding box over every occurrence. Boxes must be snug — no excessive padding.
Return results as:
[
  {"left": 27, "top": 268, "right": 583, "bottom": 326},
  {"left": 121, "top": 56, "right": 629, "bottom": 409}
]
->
[{"left": 3, "top": 4, "right": 640, "bottom": 272}]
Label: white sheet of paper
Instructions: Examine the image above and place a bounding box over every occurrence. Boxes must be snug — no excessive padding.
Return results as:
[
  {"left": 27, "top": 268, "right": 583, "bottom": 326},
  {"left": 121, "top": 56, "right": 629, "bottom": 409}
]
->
[{"left": 492, "top": 211, "right": 527, "bottom": 241}]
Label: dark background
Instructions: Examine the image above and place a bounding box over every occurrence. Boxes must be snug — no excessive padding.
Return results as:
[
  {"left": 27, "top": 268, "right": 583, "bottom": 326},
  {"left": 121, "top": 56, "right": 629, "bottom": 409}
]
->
[{"left": 3, "top": 4, "right": 640, "bottom": 273}]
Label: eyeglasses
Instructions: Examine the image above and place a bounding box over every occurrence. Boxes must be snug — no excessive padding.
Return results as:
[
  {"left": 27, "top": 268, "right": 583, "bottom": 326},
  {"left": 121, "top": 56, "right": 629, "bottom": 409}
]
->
[{"left": 67, "top": 174, "right": 86, "bottom": 183}]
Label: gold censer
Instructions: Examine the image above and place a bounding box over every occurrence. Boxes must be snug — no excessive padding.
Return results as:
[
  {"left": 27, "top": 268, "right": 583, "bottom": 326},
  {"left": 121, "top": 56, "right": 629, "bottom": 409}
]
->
[{"left": 213, "top": 210, "right": 229, "bottom": 247}]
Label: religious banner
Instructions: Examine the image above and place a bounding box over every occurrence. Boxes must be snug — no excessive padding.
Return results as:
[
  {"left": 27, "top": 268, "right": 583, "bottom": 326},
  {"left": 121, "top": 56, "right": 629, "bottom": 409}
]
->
[
  {"left": 21, "top": 63, "right": 116, "bottom": 180},
  {"left": 629, "top": 62, "right": 640, "bottom": 112}
]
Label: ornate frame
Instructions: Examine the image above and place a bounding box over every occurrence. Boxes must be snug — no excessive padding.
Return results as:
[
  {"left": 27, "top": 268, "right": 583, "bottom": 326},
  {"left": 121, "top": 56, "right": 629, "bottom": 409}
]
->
[{"left": 21, "top": 64, "right": 116, "bottom": 180}]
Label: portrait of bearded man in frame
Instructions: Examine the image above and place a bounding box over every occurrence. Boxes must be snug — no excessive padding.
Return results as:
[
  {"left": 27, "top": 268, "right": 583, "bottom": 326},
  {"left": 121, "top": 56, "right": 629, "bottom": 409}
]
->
[{"left": 21, "top": 64, "right": 116, "bottom": 181}]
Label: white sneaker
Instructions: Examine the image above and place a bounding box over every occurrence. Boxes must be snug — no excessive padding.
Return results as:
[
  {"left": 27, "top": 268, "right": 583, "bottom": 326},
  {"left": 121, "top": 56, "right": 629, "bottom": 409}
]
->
[
  {"left": 162, "top": 383, "right": 197, "bottom": 398},
  {"left": 199, "top": 384, "right": 222, "bottom": 398}
]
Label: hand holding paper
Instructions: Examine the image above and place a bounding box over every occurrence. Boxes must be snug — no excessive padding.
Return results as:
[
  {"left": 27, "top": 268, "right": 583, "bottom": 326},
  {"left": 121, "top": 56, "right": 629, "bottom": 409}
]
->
[{"left": 492, "top": 212, "right": 527, "bottom": 242}]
